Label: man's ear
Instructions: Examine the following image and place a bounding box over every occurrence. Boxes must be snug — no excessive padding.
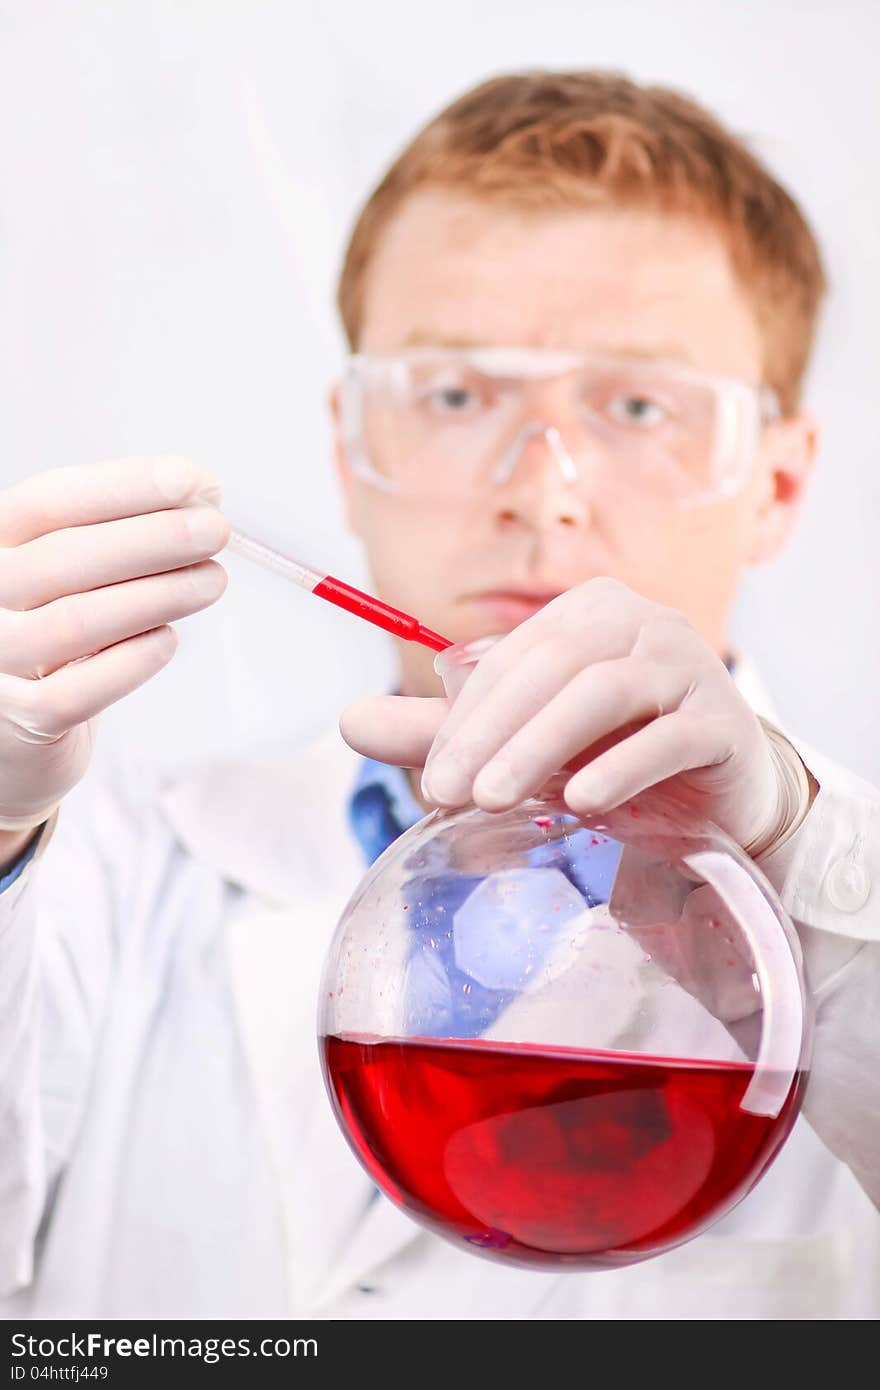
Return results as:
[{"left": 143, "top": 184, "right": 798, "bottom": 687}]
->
[
  {"left": 747, "top": 411, "right": 819, "bottom": 565},
  {"left": 328, "top": 382, "right": 362, "bottom": 537}
]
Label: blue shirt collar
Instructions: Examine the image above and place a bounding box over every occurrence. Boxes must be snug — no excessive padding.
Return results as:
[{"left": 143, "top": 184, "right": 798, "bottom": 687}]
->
[{"left": 348, "top": 755, "right": 424, "bottom": 867}]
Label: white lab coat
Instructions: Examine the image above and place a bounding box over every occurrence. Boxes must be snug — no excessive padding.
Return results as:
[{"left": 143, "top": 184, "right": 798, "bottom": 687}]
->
[{"left": 1, "top": 657, "right": 879, "bottom": 1321}]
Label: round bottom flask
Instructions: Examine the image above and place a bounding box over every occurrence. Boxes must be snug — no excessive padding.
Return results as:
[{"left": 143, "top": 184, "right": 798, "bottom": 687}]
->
[{"left": 319, "top": 642, "right": 811, "bottom": 1270}]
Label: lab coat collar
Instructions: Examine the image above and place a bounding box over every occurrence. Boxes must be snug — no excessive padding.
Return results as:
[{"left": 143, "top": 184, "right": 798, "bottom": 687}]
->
[
  {"left": 158, "top": 726, "right": 365, "bottom": 908},
  {"left": 727, "top": 646, "right": 780, "bottom": 725}
]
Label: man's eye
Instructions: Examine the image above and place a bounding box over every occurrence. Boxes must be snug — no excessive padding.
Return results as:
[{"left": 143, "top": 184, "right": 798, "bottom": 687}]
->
[
  {"left": 606, "top": 395, "right": 666, "bottom": 426},
  {"left": 423, "top": 386, "right": 483, "bottom": 414}
]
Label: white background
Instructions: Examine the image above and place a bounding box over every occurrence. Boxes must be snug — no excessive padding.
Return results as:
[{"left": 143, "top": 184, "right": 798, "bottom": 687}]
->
[{"left": 1, "top": 0, "right": 878, "bottom": 782}]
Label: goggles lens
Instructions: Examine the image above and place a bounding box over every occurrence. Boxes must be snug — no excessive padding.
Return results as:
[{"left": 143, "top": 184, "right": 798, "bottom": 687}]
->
[{"left": 342, "top": 349, "right": 772, "bottom": 506}]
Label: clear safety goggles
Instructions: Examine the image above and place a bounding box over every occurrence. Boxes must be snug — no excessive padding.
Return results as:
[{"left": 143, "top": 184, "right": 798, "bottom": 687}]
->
[{"left": 340, "top": 347, "right": 781, "bottom": 508}]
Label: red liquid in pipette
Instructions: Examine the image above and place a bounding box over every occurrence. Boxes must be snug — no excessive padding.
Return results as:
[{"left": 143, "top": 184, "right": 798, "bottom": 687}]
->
[
  {"left": 321, "top": 1033, "right": 805, "bottom": 1270},
  {"left": 313, "top": 575, "right": 450, "bottom": 651},
  {"left": 226, "top": 528, "right": 452, "bottom": 650}
]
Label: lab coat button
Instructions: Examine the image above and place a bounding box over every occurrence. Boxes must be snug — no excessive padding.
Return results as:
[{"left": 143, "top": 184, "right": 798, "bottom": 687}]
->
[{"left": 823, "top": 858, "right": 871, "bottom": 912}]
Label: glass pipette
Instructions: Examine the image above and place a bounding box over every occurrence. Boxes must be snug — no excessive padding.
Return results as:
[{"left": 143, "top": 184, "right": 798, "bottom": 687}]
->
[{"left": 226, "top": 527, "right": 452, "bottom": 652}]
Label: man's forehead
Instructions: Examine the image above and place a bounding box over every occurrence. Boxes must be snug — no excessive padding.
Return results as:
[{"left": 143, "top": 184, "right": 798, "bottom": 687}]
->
[{"left": 360, "top": 194, "right": 763, "bottom": 376}]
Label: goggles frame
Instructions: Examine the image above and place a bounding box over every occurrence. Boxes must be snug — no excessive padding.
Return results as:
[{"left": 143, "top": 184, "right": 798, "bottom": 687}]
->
[{"left": 340, "top": 346, "right": 782, "bottom": 507}]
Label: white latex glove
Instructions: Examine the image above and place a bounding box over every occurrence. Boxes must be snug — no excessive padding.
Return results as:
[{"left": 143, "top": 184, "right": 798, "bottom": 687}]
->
[
  {"left": 341, "top": 577, "right": 814, "bottom": 857},
  {"left": 0, "top": 457, "right": 230, "bottom": 834}
]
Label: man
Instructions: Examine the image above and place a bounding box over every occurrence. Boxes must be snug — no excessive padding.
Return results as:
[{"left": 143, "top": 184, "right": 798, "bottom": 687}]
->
[{"left": 0, "top": 70, "right": 877, "bottom": 1319}]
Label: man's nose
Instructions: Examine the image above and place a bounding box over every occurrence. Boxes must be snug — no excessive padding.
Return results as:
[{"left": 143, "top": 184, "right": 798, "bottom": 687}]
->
[{"left": 491, "top": 421, "right": 589, "bottom": 530}]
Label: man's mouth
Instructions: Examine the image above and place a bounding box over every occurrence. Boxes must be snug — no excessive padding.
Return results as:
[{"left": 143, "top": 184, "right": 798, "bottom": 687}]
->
[{"left": 463, "top": 587, "right": 568, "bottom": 625}]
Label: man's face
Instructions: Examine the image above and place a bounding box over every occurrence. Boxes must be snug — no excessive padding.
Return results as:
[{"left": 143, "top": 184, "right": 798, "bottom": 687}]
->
[{"left": 333, "top": 191, "right": 815, "bottom": 695}]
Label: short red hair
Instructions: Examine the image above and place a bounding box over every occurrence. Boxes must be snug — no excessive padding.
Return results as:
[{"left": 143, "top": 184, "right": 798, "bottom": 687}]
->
[{"left": 337, "top": 70, "right": 826, "bottom": 413}]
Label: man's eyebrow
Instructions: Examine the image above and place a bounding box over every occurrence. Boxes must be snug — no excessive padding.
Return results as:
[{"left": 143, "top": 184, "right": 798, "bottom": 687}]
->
[
  {"left": 397, "top": 332, "right": 699, "bottom": 365},
  {"left": 399, "top": 331, "right": 485, "bottom": 348},
  {"left": 592, "top": 342, "right": 699, "bottom": 367}
]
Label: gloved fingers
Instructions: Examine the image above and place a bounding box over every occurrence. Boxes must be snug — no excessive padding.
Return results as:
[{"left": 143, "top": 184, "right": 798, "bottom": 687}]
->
[
  {"left": 458, "top": 657, "right": 692, "bottom": 811},
  {"left": 0, "top": 504, "right": 230, "bottom": 610},
  {"left": 339, "top": 695, "right": 449, "bottom": 767},
  {"left": 0, "top": 456, "right": 223, "bottom": 547},
  {"left": 563, "top": 709, "right": 728, "bottom": 816},
  {"left": 0, "top": 561, "right": 227, "bottom": 679},
  {"left": 423, "top": 637, "right": 595, "bottom": 798},
  {"left": 0, "top": 626, "right": 179, "bottom": 741},
  {"left": 426, "top": 579, "right": 649, "bottom": 754}
]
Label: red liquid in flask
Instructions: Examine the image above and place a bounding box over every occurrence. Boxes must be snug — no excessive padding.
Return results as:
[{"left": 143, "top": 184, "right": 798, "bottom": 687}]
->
[{"left": 321, "top": 1033, "right": 805, "bottom": 1270}]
